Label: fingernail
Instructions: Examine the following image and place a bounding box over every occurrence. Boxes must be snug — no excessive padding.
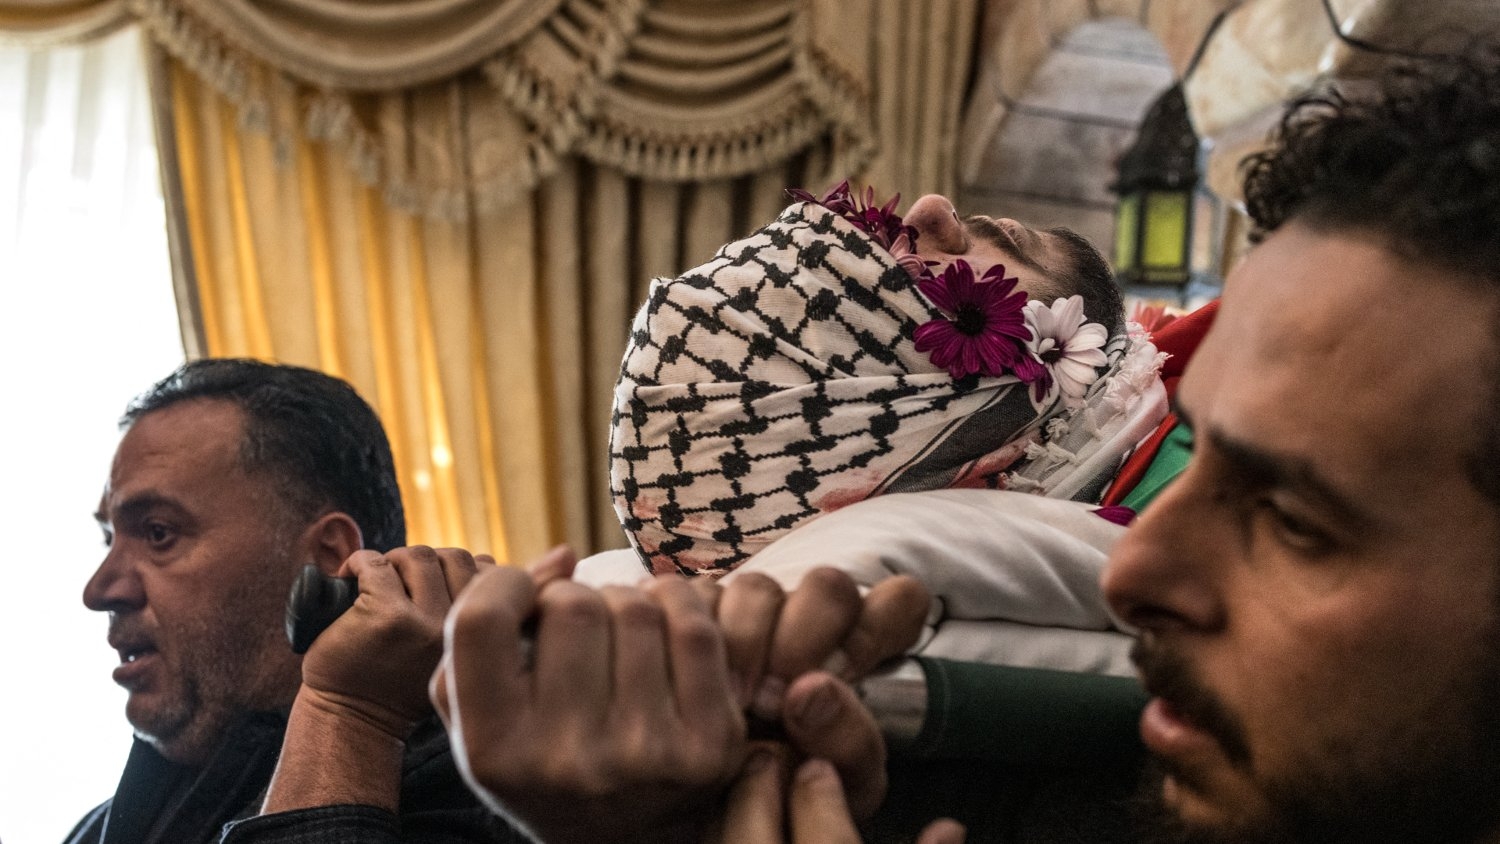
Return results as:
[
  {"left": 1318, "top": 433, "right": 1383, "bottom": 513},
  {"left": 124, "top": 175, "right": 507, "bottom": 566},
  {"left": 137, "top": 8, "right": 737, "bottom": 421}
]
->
[
  {"left": 751, "top": 675, "right": 787, "bottom": 720},
  {"left": 791, "top": 680, "right": 842, "bottom": 731}
]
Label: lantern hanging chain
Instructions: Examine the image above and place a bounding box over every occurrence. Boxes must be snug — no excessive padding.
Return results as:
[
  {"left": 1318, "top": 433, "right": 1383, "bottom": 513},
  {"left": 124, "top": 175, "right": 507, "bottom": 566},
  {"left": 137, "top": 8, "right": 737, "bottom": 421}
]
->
[
  {"left": 1318, "top": 0, "right": 1434, "bottom": 59},
  {"left": 1182, "top": 6, "right": 1233, "bottom": 82}
]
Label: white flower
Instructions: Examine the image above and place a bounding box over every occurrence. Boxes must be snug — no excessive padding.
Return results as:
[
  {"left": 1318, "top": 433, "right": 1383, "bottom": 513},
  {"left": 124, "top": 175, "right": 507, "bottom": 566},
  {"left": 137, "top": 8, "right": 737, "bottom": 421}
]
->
[{"left": 1023, "top": 295, "right": 1109, "bottom": 408}]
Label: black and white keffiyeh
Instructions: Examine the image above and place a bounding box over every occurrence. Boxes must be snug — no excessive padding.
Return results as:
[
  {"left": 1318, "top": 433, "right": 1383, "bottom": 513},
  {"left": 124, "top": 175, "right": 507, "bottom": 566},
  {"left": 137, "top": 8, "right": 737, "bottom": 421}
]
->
[{"left": 609, "top": 201, "right": 1157, "bottom": 576}]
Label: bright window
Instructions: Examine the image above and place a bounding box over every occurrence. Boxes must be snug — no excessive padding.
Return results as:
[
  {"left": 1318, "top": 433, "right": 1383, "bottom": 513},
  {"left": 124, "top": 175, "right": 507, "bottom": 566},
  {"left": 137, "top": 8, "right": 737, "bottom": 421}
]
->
[{"left": 0, "top": 27, "right": 184, "bottom": 843}]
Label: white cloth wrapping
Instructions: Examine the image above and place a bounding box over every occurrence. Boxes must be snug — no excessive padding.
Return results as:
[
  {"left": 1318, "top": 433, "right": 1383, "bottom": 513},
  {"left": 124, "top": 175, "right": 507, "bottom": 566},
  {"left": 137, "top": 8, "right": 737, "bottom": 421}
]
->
[{"left": 577, "top": 488, "right": 1145, "bottom": 676}]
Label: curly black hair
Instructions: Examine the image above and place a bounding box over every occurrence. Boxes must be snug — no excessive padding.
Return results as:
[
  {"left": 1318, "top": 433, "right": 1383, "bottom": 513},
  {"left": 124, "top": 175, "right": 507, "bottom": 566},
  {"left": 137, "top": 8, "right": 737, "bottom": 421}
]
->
[
  {"left": 1241, "top": 45, "right": 1500, "bottom": 502},
  {"left": 1240, "top": 45, "right": 1500, "bottom": 286},
  {"left": 123, "top": 359, "right": 406, "bottom": 552}
]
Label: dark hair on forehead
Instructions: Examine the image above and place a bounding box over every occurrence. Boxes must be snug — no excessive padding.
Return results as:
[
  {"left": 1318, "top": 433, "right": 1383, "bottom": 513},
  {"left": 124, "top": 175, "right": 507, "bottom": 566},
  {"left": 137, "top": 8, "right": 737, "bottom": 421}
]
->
[
  {"left": 1048, "top": 226, "right": 1124, "bottom": 335},
  {"left": 964, "top": 216, "right": 1124, "bottom": 333},
  {"left": 122, "top": 358, "right": 406, "bottom": 552},
  {"left": 1240, "top": 44, "right": 1500, "bottom": 503}
]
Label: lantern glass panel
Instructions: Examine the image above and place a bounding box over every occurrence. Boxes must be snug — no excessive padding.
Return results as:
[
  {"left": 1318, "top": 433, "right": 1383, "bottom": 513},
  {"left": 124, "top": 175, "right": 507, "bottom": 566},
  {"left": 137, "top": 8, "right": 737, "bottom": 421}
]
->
[
  {"left": 1143, "top": 190, "right": 1189, "bottom": 272},
  {"left": 1113, "top": 191, "right": 1140, "bottom": 273}
]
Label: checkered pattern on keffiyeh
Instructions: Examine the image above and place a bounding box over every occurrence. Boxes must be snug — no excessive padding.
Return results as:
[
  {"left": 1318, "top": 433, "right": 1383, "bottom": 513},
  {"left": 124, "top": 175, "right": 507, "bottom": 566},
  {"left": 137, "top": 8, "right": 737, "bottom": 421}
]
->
[{"left": 609, "top": 201, "right": 1077, "bottom": 576}]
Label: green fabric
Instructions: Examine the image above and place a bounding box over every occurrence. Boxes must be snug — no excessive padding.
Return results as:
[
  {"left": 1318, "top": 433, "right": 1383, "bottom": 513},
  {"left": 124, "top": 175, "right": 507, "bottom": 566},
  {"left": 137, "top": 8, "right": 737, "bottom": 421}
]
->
[
  {"left": 892, "top": 657, "right": 1148, "bottom": 765},
  {"left": 872, "top": 658, "right": 1148, "bottom": 843},
  {"left": 1120, "top": 422, "right": 1194, "bottom": 511}
]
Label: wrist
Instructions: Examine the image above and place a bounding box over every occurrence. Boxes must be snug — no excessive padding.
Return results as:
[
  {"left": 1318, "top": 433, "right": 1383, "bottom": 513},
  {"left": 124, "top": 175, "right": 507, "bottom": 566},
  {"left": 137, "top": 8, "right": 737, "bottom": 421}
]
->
[
  {"left": 259, "top": 687, "right": 408, "bottom": 815},
  {"left": 297, "top": 684, "right": 423, "bottom": 742}
]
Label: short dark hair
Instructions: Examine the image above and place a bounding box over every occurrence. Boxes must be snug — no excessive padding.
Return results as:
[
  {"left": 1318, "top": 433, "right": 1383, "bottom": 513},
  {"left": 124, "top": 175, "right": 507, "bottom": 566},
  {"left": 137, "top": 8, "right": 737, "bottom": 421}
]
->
[
  {"left": 1049, "top": 225, "right": 1124, "bottom": 335},
  {"left": 123, "top": 359, "right": 406, "bottom": 551},
  {"left": 965, "top": 216, "right": 1124, "bottom": 333},
  {"left": 1240, "top": 45, "right": 1500, "bottom": 502}
]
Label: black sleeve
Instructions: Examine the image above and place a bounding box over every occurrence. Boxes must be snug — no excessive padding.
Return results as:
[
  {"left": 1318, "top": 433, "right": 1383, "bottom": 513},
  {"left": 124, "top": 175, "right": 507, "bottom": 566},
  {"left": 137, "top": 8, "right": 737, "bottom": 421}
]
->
[
  {"left": 219, "top": 719, "right": 533, "bottom": 844},
  {"left": 219, "top": 804, "right": 531, "bottom": 844}
]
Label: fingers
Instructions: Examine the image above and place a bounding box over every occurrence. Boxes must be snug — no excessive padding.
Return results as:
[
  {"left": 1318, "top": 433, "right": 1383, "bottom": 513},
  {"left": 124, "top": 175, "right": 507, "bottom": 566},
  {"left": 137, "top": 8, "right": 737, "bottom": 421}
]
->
[
  {"left": 711, "top": 744, "right": 790, "bottom": 844},
  {"left": 713, "top": 747, "right": 869, "bottom": 844},
  {"left": 916, "top": 819, "right": 968, "bottom": 844},
  {"left": 719, "top": 567, "right": 920, "bottom": 721},
  {"left": 786, "top": 759, "right": 863, "bottom": 844},
  {"left": 781, "top": 671, "right": 887, "bottom": 820},
  {"left": 717, "top": 573, "right": 786, "bottom": 708},
  {"left": 340, "top": 545, "right": 477, "bottom": 617},
  {"left": 527, "top": 544, "right": 579, "bottom": 587},
  {"left": 766, "top": 567, "right": 862, "bottom": 681},
  {"left": 648, "top": 578, "right": 737, "bottom": 721},
  {"left": 837, "top": 575, "right": 931, "bottom": 681},
  {"left": 598, "top": 585, "right": 673, "bottom": 725},
  {"left": 440, "top": 566, "right": 540, "bottom": 746},
  {"left": 532, "top": 580, "right": 613, "bottom": 723}
]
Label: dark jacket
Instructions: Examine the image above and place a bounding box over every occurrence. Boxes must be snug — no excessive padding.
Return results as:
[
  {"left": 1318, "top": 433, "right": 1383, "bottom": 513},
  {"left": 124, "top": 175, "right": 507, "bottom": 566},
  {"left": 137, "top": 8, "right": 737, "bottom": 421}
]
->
[{"left": 64, "top": 712, "right": 528, "bottom": 844}]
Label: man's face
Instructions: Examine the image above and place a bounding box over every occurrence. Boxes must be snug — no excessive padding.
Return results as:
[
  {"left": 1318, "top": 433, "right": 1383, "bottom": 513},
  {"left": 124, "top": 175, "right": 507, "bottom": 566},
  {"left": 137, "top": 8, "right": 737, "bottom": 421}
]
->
[
  {"left": 904, "top": 193, "right": 1076, "bottom": 295},
  {"left": 85, "top": 399, "right": 306, "bottom": 765},
  {"left": 1102, "top": 222, "right": 1500, "bottom": 843}
]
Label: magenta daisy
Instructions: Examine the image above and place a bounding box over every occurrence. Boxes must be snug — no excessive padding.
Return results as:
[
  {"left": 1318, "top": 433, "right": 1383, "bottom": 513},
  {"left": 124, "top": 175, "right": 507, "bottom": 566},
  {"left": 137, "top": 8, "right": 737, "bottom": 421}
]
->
[
  {"left": 1023, "top": 294, "right": 1109, "bottom": 407},
  {"left": 913, "top": 260, "right": 1042, "bottom": 380}
]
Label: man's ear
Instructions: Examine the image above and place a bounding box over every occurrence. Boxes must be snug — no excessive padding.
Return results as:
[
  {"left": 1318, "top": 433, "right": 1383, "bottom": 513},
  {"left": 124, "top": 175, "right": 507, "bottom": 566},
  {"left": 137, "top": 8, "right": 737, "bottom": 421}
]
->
[{"left": 299, "top": 512, "right": 364, "bottom": 577}]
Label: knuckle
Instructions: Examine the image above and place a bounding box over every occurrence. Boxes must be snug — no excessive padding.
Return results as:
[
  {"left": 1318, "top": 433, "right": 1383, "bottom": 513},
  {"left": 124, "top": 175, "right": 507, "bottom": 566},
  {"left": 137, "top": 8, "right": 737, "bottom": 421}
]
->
[
  {"left": 450, "top": 593, "right": 520, "bottom": 641},
  {"left": 542, "top": 586, "right": 610, "bottom": 629},
  {"left": 606, "top": 590, "right": 665, "bottom": 630},
  {"left": 725, "top": 571, "right": 786, "bottom": 606},
  {"left": 670, "top": 613, "right": 723, "bottom": 654},
  {"left": 438, "top": 546, "right": 477, "bottom": 567},
  {"left": 801, "top": 565, "right": 858, "bottom": 598}
]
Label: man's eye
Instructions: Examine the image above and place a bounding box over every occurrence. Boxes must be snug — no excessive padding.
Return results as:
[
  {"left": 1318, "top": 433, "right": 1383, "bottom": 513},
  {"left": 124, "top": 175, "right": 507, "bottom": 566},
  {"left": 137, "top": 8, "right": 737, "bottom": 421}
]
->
[
  {"left": 145, "top": 523, "right": 174, "bottom": 547},
  {"left": 100, "top": 529, "right": 113, "bottom": 548},
  {"left": 1257, "top": 499, "right": 1333, "bottom": 554}
]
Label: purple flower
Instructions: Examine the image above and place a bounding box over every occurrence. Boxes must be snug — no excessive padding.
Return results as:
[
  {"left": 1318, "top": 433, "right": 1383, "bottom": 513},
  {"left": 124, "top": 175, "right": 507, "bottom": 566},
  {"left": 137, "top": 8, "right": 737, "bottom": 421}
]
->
[
  {"left": 913, "top": 261, "right": 1041, "bottom": 380},
  {"left": 1093, "top": 505, "right": 1136, "bottom": 526},
  {"left": 787, "top": 180, "right": 930, "bottom": 281}
]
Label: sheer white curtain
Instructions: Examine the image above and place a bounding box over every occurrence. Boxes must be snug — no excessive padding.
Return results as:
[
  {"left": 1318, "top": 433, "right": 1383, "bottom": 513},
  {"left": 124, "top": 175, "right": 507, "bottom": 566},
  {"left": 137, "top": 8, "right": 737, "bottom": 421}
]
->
[{"left": 0, "top": 26, "right": 182, "bottom": 844}]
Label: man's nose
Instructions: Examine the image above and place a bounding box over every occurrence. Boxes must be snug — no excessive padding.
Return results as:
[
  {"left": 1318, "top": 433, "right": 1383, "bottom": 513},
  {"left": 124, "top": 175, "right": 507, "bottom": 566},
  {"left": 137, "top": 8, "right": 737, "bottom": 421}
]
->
[
  {"left": 83, "top": 545, "right": 145, "bottom": 613},
  {"left": 1100, "top": 469, "right": 1226, "bottom": 635},
  {"left": 905, "top": 194, "right": 968, "bottom": 253}
]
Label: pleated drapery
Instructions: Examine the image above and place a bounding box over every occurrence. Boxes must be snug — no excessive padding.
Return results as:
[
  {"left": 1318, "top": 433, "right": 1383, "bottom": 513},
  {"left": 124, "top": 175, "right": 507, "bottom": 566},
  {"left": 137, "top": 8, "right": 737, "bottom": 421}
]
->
[{"left": 4, "top": 0, "right": 981, "bottom": 560}]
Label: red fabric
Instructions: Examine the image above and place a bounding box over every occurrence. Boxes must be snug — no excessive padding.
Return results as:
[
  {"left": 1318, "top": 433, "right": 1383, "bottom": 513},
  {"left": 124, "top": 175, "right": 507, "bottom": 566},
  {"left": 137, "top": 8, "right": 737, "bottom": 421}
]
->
[
  {"left": 1153, "top": 298, "right": 1220, "bottom": 401},
  {"left": 1100, "top": 300, "right": 1220, "bottom": 506}
]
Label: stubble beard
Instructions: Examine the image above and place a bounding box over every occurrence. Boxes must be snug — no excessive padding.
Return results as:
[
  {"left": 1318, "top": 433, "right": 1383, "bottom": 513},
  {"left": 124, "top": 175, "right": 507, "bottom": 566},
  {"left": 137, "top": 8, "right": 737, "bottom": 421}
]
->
[
  {"left": 1133, "top": 618, "right": 1500, "bottom": 844},
  {"left": 131, "top": 553, "right": 305, "bottom": 765}
]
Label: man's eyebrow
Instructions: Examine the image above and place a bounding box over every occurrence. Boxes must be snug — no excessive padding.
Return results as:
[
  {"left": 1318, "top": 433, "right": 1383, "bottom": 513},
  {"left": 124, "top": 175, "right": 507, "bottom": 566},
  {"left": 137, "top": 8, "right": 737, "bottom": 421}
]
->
[
  {"left": 962, "top": 216, "right": 1046, "bottom": 273},
  {"left": 96, "top": 493, "right": 184, "bottom": 526},
  {"left": 1203, "top": 423, "right": 1375, "bottom": 532}
]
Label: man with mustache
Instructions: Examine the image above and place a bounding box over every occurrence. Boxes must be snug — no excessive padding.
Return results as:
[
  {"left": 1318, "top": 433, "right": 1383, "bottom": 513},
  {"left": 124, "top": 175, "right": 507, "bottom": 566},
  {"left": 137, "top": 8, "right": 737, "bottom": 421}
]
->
[
  {"left": 71, "top": 359, "right": 526, "bottom": 843},
  {"left": 1099, "top": 45, "right": 1500, "bottom": 843}
]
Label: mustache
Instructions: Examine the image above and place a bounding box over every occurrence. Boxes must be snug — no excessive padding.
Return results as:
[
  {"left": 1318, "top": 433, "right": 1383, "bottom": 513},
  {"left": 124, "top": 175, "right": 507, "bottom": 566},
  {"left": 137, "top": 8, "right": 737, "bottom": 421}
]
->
[{"left": 1132, "top": 636, "right": 1253, "bottom": 767}]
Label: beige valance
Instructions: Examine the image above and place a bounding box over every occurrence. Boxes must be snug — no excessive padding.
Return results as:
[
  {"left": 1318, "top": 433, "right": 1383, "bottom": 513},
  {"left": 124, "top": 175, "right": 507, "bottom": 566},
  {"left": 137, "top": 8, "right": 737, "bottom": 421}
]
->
[
  {"left": 0, "top": 0, "right": 129, "bottom": 44},
  {"left": 127, "top": 0, "right": 875, "bottom": 218},
  {"left": 165, "top": 0, "right": 567, "bottom": 91}
]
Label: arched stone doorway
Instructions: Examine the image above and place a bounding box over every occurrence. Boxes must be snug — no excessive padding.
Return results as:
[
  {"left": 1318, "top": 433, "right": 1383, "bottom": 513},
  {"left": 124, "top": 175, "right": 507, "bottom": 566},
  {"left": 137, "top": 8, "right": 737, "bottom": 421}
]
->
[{"left": 956, "top": 17, "right": 1175, "bottom": 265}]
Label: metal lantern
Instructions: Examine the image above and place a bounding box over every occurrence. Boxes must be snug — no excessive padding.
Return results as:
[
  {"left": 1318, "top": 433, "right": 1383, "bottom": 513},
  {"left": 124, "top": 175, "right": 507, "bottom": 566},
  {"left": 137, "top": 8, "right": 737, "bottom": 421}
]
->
[{"left": 1112, "top": 83, "right": 1201, "bottom": 286}]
